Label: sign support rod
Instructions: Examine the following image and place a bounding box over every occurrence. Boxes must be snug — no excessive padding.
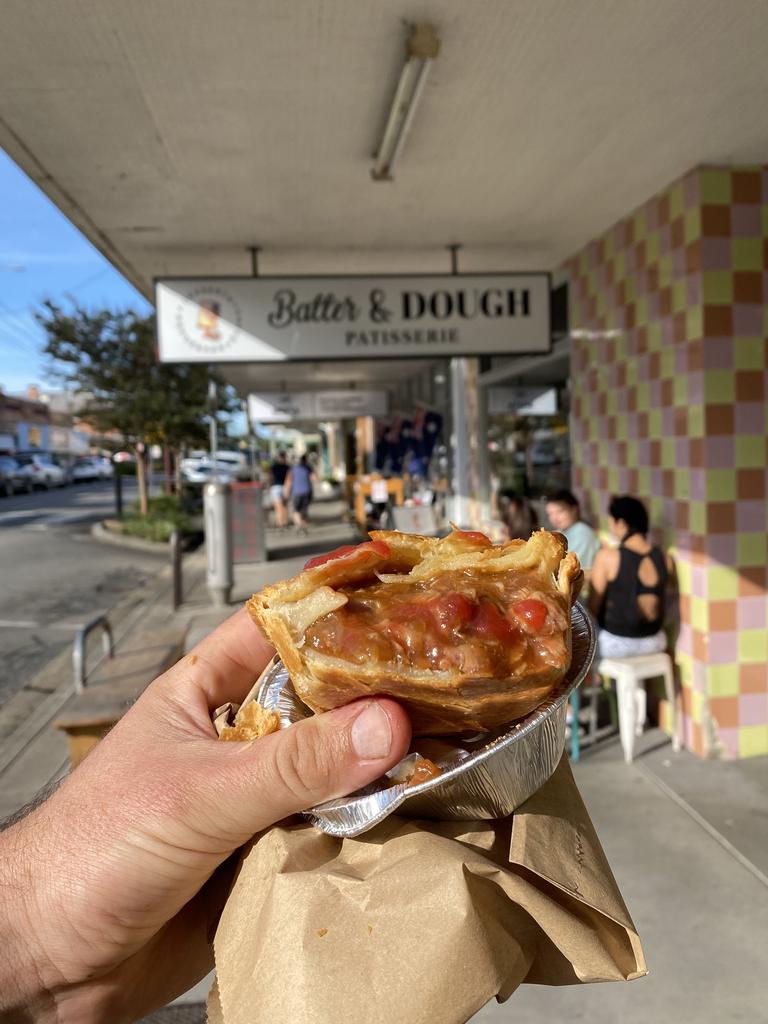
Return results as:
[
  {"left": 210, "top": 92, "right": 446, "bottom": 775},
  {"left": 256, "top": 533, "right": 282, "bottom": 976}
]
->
[{"left": 247, "top": 246, "right": 261, "bottom": 278}]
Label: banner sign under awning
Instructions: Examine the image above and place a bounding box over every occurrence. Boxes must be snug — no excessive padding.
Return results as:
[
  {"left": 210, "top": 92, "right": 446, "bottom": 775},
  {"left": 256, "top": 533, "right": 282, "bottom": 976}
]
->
[
  {"left": 488, "top": 386, "right": 558, "bottom": 416},
  {"left": 248, "top": 390, "right": 388, "bottom": 423},
  {"left": 155, "top": 274, "right": 550, "bottom": 363}
]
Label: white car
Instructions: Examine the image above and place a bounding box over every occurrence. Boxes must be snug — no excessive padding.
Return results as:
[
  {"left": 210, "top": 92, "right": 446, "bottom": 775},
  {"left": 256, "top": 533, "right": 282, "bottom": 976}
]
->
[
  {"left": 71, "top": 456, "right": 114, "bottom": 482},
  {"left": 15, "top": 453, "right": 67, "bottom": 489}
]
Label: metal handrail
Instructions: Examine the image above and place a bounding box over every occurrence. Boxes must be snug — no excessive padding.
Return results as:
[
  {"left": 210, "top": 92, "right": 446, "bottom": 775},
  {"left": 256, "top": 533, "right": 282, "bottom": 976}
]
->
[{"left": 73, "top": 614, "right": 115, "bottom": 693}]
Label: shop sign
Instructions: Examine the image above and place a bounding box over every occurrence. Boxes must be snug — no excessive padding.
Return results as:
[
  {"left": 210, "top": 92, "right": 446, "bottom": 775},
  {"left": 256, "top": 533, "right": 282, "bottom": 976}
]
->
[
  {"left": 156, "top": 274, "right": 550, "bottom": 363},
  {"left": 248, "top": 389, "right": 388, "bottom": 423},
  {"left": 488, "top": 386, "right": 557, "bottom": 416}
]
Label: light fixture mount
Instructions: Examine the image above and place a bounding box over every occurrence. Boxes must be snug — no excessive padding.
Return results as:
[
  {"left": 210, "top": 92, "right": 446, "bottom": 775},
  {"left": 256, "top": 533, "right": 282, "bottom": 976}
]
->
[{"left": 371, "top": 22, "right": 440, "bottom": 182}]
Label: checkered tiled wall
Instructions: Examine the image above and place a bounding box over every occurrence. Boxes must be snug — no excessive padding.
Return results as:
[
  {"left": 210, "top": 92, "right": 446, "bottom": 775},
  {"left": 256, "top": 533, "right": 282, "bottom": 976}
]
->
[{"left": 566, "top": 166, "right": 768, "bottom": 759}]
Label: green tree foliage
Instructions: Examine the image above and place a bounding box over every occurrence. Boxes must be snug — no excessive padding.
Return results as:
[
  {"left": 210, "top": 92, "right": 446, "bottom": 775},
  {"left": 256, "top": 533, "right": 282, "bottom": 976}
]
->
[{"left": 36, "top": 302, "right": 232, "bottom": 514}]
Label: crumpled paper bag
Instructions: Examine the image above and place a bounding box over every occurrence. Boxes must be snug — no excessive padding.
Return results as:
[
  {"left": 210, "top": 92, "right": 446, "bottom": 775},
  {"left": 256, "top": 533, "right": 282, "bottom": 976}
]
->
[{"left": 208, "top": 756, "right": 645, "bottom": 1024}]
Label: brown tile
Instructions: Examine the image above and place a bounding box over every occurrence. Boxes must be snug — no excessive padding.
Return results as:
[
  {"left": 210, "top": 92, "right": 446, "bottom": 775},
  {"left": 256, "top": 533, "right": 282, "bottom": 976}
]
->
[
  {"left": 709, "top": 600, "right": 737, "bottom": 630},
  {"left": 616, "top": 280, "right": 626, "bottom": 305},
  {"left": 671, "top": 216, "right": 685, "bottom": 249},
  {"left": 623, "top": 220, "right": 635, "bottom": 248},
  {"left": 732, "top": 170, "right": 762, "bottom": 204},
  {"left": 763, "top": 238, "right": 768, "bottom": 269},
  {"left": 659, "top": 288, "right": 672, "bottom": 316},
  {"left": 658, "top": 194, "right": 671, "bottom": 225},
  {"left": 661, "top": 379, "right": 674, "bottom": 406},
  {"left": 627, "top": 389, "right": 637, "bottom": 412},
  {"left": 649, "top": 352, "right": 661, "bottom": 379},
  {"left": 734, "top": 271, "right": 763, "bottom": 304},
  {"left": 688, "top": 339, "right": 704, "bottom": 371},
  {"left": 703, "top": 305, "right": 733, "bottom": 336},
  {"left": 685, "top": 241, "right": 701, "bottom": 273},
  {"left": 739, "top": 663, "right": 768, "bottom": 693},
  {"left": 650, "top": 440, "right": 662, "bottom": 465},
  {"left": 675, "top": 502, "right": 690, "bottom": 529},
  {"left": 689, "top": 437, "right": 705, "bottom": 467},
  {"left": 634, "top": 240, "right": 646, "bottom": 267},
  {"left": 616, "top": 441, "right": 627, "bottom": 463},
  {"left": 673, "top": 312, "right": 688, "bottom": 344},
  {"left": 628, "top": 468, "right": 639, "bottom": 492},
  {"left": 692, "top": 628, "right": 708, "bottom": 661},
  {"left": 705, "top": 404, "right": 735, "bottom": 435},
  {"left": 707, "top": 502, "right": 736, "bottom": 533},
  {"left": 674, "top": 407, "right": 689, "bottom": 436},
  {"left": 637, "top": 327, "right": 648, "bottom": 355},
  {"left": 737, "top": 468, "right": 766, "bottom": 500},
  {"left": 739, "top": 566, "right": 767, "bottom": 597},
  {"left": 701, "top": 204, "right": 731, "bottom": 237},
  {"left": 679, "top": 593, "right": 691, "bottom": 622},
  {"left": 638, "top": 411, "right": 649, "bottom": 436},
  {"left": 662, "top": 469, "right": 675, "bottom": 496},
  {"left": 691, "top": 722, "right": 705, "bottom": 757},
  {"left": 709, "top": 696, "right": 739, "bottom": 728},
  {"left": 647, "top": 265, "right": 659, "bottom": 293},
  {"left": 625, "top": 304, "right": 636, "bottom": 329},
  {"left": 735, "top": 369, "right": 765, "bottom": 402}
]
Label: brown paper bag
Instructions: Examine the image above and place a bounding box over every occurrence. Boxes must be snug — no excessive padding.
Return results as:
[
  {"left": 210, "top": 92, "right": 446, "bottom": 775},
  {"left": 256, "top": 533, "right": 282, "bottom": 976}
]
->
[{"left": 209, "top": 756, "right": 646, "bottom": 1024}]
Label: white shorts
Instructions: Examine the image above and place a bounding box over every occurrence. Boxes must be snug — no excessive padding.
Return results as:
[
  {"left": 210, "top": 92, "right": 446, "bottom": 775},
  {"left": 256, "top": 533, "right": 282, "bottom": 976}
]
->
[
  {"left": 270, "top": 484, "right": 285, "bottom": 503},
  {"left": 598, "top": 629, "right": 667, "bottom": 659}
]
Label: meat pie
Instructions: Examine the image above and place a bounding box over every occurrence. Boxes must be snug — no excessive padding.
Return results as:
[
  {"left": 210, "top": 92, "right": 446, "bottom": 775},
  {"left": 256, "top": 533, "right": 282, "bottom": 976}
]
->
[{"left": 247, "top": 528, "right": 581, "bottom": 735}]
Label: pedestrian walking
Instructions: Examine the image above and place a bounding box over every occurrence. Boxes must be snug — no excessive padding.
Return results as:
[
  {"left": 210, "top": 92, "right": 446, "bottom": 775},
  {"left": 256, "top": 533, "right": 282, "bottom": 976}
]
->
[
  {"left": 269, "top": 451, "right": 290, "bottom": 528},
  {"left": 285, "top": 454, "right": 315, "bottom": 534}
]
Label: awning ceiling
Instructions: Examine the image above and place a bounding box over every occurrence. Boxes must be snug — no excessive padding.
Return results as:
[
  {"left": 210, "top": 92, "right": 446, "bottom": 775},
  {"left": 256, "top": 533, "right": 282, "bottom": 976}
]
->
[{"left": 3, "top": 1, "right": 768, "bottom": 393}]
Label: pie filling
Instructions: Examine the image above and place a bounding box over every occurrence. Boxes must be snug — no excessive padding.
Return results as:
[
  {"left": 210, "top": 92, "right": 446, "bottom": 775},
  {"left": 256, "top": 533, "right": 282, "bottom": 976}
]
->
[{"left": 303, "top": 570, "right": 569, "bottom": 678}]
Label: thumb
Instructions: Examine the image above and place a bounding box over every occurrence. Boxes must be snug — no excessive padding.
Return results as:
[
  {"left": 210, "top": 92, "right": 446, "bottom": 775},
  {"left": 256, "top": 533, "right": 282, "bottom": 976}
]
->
[{"left": 210, "top": 698, "right": 412, "bottom": 841}]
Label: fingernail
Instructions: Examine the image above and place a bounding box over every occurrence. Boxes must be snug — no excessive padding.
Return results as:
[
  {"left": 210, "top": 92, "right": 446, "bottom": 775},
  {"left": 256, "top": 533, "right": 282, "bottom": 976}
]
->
[{"left": 351, "top": 701, "right": 393, "bottom": 760}]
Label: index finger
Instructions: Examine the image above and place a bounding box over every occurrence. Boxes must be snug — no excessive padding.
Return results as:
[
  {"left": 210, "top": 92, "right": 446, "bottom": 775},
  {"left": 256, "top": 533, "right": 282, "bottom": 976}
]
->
[{"left": 183, "top": 607, "right": 275, "bottom": 708}]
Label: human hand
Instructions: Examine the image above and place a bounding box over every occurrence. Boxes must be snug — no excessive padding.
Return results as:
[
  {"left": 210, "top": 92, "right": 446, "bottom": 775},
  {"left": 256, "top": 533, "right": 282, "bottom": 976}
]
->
[{"left": 0, "top": 609, "right": 411, "bottom": 1023}]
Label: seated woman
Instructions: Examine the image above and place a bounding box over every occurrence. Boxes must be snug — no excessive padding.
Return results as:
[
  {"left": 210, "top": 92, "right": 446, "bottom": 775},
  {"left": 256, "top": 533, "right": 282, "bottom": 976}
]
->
[{"left": 588, "top": 495, "right": 674, "bottom": 659}]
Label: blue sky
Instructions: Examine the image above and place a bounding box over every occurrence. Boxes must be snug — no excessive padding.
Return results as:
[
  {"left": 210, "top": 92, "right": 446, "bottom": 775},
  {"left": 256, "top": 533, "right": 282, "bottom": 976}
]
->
[{"left": 0, "top": 149, "right": 151, "bottom": 394}]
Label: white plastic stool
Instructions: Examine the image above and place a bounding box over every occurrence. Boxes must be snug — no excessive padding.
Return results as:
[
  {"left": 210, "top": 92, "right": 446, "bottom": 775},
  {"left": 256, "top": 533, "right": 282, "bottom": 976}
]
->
[{"left": 598, "top": 653, "right": 680, "bottom": 764}]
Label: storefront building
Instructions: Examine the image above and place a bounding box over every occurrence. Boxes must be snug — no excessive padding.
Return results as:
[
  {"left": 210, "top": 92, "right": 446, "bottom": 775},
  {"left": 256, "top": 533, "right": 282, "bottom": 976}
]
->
[{"left": 566, "top": 165, "right": 768, "bottom": 759}]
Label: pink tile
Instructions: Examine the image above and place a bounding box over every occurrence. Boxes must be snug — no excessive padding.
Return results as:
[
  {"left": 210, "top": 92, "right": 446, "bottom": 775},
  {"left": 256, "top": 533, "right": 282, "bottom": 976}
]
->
[
  {"left": 651, "top": 468, "right": 664, "bottom": 493},
  {"left": 661, "top": 317, "right": 676, "bottom": 345},
  {"left": 688, "top": 371, "right": 704, "bottom": 403},
  {"left": 659, "top": 224, "right": 672, "bottom": 254},
  {"left": 662, "top": 407, "right": 675, "bottom": 433},
  {"left": 734, "top": 304, "right": 763, "bottom": 334},
  {"left": 731, "top": 204, "right": 762, "bottom": 237},
  {"left": 676, "top": 623, "right": 693, "bottom": 655},
  {"left": 693, "top": 565, "right": 708, "bottom": 596},
  {"left": 650, "top": 380, "right": 662, "bottom": 407},
  {"left": 686, "top": 274, "right": 702, "bottom": 305},
  {"left": 693, "top": 661, "right": 707, "bottom": 692},
  {"left": 714, "top": 727, "right": 739, "bottom": 760},
  {"left": 701, "top": 237, "right": 732, "bottom": 270},
  {"left": 737, "top": 597, "right": 768, "bottom": 629},
  {"left": 676, "top": 438, "right": 688, "bottom": 463},
  {"left": 683, "top": 170, "right": 700, "bottom": 207},
  {"left": 703, "top": 338, "right": 736, "bottom": 370},
  {"left": 735, "top": 403, "right": 765, "bottom": 433},
  {"left": 690, "top": 469, "right": 706, "bottom": 500},
  {"left": 709, "top": 632, "right": 739, "bottom": 663},
  {"left": 736, "top": 501, "right": 767, "bottom": 532},
  {"left": 708, "top": 534, "right": 737, "bottom": 564},
  {"left": 672, "top": 248, "right": 686, "bottom": 275},
  {"left": 738, "top": 693, "right": 768, "bottom": 727},
  {"left": 706, "top": 436, "right": 736, "bottom": 467}
]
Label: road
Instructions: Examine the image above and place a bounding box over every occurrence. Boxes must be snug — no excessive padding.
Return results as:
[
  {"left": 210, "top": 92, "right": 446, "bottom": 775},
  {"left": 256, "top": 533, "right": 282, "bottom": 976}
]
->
[{"left": 0, "top": 480, "right": 168, "bottom": 704}]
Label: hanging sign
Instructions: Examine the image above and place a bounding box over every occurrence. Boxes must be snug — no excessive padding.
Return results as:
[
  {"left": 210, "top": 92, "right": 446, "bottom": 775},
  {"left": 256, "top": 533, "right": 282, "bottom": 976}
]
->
[
  {"left": 248, "top": 389, "right": 388, "bottom": 423},
  {"left": 156, "top": 274, "right": 550, "bottom": 363}
]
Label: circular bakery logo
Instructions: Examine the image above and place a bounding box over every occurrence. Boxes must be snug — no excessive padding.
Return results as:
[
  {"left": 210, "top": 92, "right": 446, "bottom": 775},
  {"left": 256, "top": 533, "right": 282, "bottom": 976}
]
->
[{"left": 175, "top": 286, "right": 242, "bottom": 355}]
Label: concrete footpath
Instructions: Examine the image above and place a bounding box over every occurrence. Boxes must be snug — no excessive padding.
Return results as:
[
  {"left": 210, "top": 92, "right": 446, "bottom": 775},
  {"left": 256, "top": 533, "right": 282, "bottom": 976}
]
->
[{"left": 1, "top": 501, "right": 766, "bottom": 1023}]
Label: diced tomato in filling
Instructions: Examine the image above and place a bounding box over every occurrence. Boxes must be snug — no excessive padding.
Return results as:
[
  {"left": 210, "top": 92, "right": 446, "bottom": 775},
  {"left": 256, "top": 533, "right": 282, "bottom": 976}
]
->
[
  {"left": 425, "top": 592, "right": 476, "bottom": 635},
  {"left": 304, "top": 539, "right": 390, "bottom": 570},
  {"left": 467, "top": 599, "right": 518, "bottom": 644},
  {"left": 510, "top": 598, "right": 549, "bottom": 632}
]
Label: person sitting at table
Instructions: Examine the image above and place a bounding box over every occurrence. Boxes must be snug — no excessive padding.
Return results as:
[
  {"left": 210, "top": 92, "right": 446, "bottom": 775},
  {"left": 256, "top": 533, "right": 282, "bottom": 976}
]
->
[
  {"left": 588, "top": 494, "right": 675, "bottom": 658},
  {"left": 545, "top": 489, "right": 601, "bottom": 574}
]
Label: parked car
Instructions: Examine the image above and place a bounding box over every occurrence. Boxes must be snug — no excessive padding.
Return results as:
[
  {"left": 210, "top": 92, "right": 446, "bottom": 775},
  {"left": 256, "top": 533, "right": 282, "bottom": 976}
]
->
[
  {"left": 0, "top": 456, "right": 32, "bottom": 496},
  {"left": 181, "top": 458, "right": 239, "bottom": 486},
  {"left": 71, "top": 456, "right": 114, "bottom": 483},
  {"left": 15, "top": 453, "right": 67, "bottom": 489}
]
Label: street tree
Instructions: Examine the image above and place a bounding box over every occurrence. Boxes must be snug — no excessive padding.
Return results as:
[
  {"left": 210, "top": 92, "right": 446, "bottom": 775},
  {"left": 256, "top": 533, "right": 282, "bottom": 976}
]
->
[{"left": 37, "top": 302, "right": 231, "bottom": 514}]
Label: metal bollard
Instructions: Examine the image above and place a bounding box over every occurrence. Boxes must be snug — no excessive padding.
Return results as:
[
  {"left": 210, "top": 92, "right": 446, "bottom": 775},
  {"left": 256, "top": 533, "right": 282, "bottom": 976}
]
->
[
  {"left": 204, "top": 480, "right": 233, "bottom": 606},
  {"left": 73, "top": 615, "right": 115, "bottom": 693},
  {"left": 114, "top": 470, "right": 123, "bottom": 519},
  {"left": 170, "top": 528, "right": 183, "bottom": 611}
]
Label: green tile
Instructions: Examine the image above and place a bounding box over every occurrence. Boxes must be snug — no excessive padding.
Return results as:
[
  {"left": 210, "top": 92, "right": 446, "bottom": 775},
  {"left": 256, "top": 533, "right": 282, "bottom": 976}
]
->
[
  {"left": 699, "top": 168, "right": 732, "bottom": 204},
  {"left": 688, "top": 405, "right": 705, "bottom": 436},
  {"left": 674, "top": 468, "right": 690, "bottom": 498},
  {"left": 661, "top": 438, "right": 676, "bottom": 468},
  {"left": 706, "top": 469, "right": 737, "bottom": 501},
  {"left": 649, "top": 409, "right": 663, "bottom": 437},
  {"left": 660, "top": 349, "right": 674, "bottom": 379},
  {"left": 703, "top": 271, "right": 733, "bottom": 304},
  {"left": 616, "top": 417, "right": 627, "bottom": 441},
  {"left": 737, "top": 532, "right": 768, "bottom": 566},
  {"left": 636, "top": 381, "right": 650, "bottom": 410},
  {"left": 626, "top": 440, "right": 638, "bottom": 465},
  {"left": 735, "top": 436, "right": 767, "bottom": 468},
  {"left": 686, "top": 306, "right": 703, "bottom": 341},
  {"left": 733, "top": 238, "right": 762, "bottom": 270},
  {"left": 633, "top": 211, "right": 647, "bottom": 240},
  {"left": 689, "top": 502, "right": 707, "bottom": 534},
  {"left": 733, "top": 338, "right": 764, "bottom": 370},
  {"left": 672, "top": 375, "right": 689, "bottom": 404},
  {"left": 613, "top": 251, "right": 625, "bottom": 280},
  {"left": 739, "top": 727, "right": 768, "bottom": 759},
  {"left": 738, "top": 630, "right": 768, "bottom": 663},
  {"left": 704, "top": 370, "right": 736, "bottom": 402},
  {"left": 706, "top": 665, "right": 740, "bottom": 698},
  {"left": 647, "top": 323, "right": 662, "bottom": 351},
  {"left": 672, "top": 280, "right": 687, "bottom": 313},
  {"left": 676, "top": 560, "right": 693, "bottom": 593},
  {"left": 684, "top": 208, "right": 701, "bottom": 243},
  {"left": 657, "top": 255, "right": 673, "bottom": 288},
  {"left": 638, "top": 467, "right": 651, "bottom": 493},
  {"left": 691, "top": 595, "right": 709, "bottom": 631},
  {"left": 645, "top": 232, "right": 659, "bottom": 265},
  {"left": 708, "top": 565, "right": 739, "bottom": 599},
  {"left": 635, "top": 297, "right": 648, "bottom": 328}
]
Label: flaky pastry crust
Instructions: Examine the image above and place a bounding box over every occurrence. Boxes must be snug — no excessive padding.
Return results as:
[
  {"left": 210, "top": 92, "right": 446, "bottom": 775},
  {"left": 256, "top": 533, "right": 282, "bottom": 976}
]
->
[{"left": 247, "top": 529, "right": 581, "bottom": 735}]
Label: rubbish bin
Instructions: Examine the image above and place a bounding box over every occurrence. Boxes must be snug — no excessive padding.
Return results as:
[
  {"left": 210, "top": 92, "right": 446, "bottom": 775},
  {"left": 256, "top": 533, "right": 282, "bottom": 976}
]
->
[{"left": 204, "top": 480, "right": 234, "bottom": 606}]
